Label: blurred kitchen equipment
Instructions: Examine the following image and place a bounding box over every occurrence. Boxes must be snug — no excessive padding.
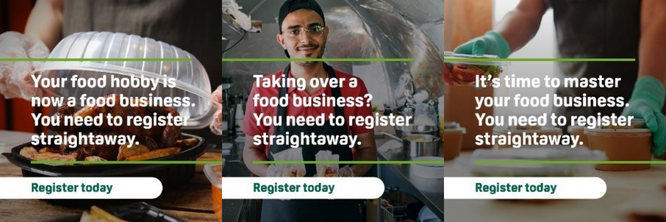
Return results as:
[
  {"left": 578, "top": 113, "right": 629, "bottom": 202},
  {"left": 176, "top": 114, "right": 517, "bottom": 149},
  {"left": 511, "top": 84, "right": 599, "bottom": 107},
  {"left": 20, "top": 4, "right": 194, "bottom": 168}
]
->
[
  {"left": 32, "top": 32, "right": 218, "bottom": 129},
  {"left": 204, "top": 163, "right": 223, "bottom": 222},
  {"left": 441, "top": 122, "right": 465, "bottom": 160},
  {"left": 383, "top": 132, "right": 440, "bottom": 159},
  {"left": 233, "top": 95, "right": 245, "bottom": 138},
  {"left": 417, "top": 206, "right": 442, "bottom": 222},
  {"left": 222, "top": 0, "right": 255, "bottom": 33},
  {"left": 411, "top": 156, "right": 444, "bottom": 179},
  {"left": 221, "top": 77, "right": 232, "bottom": 136},
  {"left": 395, "top": 125, "right": 439, "bottom": 138}
]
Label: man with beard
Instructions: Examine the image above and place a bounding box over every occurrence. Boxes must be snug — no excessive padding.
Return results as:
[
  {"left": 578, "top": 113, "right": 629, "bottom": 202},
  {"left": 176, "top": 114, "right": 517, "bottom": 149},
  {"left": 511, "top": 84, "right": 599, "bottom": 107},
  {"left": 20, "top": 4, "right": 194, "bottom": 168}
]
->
[{"left": 241, "top": 0, "right": 377, "bottom": 221}]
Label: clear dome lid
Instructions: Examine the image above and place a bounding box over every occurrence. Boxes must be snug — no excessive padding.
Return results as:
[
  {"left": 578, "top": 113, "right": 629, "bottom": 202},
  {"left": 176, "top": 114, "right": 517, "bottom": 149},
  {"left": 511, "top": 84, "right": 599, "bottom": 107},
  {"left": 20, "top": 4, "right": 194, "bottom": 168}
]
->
[{"left": 32, "top": 32, "right": 219, "bottom": 129}]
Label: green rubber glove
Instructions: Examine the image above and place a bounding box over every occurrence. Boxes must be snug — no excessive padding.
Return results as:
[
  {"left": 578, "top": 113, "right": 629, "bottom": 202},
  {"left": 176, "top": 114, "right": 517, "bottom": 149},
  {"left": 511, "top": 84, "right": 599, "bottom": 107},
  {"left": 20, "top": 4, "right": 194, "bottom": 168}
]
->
[
  {"left": 621, "top": 76, "right": 666, "bottom": 158},
  {"left": 453, "top": 31, "right": 511, "bottom": 58}
]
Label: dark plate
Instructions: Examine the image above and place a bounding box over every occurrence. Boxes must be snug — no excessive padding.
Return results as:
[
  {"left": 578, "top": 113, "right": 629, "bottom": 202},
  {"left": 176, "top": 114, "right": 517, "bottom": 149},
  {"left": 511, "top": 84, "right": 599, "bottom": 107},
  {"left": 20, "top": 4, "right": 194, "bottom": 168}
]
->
[
  {"left": 46, "top": 202, "right": 185, "bottom": 222},
  {"left": 1, "top": 133, "right": 211, "bottom": 207},
  {"left": 2, "top": 133, "right": 207, "bottom": 176}
]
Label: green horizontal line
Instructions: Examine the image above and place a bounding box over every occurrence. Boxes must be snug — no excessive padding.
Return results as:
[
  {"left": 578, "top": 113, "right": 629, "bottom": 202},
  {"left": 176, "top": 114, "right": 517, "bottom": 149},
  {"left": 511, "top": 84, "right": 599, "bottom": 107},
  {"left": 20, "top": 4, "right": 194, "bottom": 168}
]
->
[
  {"left": 445, "top": 58, "right": 635, "bottom": 62},
  {"left": 223, "top": 58, "right": 413, "bottom": 62},
  {"left": 0, "top": 58, "right": 191, "bottom": 62},
  {"left": 31, "top": 160, "right": 223, "bottom": 165},
  {"left": 253, "top": 161, "right": 443, "bottom": 165},
  {"left": 475, "top": 160, "right": 662, "bottom": 165}
]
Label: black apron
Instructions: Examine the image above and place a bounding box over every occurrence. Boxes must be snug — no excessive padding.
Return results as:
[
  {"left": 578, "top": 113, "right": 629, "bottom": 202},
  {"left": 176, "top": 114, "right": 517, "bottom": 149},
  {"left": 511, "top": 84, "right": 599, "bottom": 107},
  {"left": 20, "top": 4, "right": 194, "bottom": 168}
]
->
[
  {"left": 548, "top": 0, "right": 663, "bottom": 127},
  {"left": 61, "top": 0, "right": 222, "bottom": 139},
  {"left": 260, "top": 63, "right": 362, "bottom": 222}
]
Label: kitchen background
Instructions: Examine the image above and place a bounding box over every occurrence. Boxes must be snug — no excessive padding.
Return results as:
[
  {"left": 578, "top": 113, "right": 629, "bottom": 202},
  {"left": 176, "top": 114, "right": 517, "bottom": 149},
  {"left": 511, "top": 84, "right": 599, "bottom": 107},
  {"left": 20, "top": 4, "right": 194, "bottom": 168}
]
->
[{"left": 222, "top": 0, "right": 445, "bottom": 127}]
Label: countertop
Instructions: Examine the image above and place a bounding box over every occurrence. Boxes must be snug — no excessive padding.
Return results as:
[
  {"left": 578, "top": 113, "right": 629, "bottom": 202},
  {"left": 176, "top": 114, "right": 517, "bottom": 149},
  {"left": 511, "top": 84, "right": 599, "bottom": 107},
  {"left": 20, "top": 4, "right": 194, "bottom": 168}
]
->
[{"left": 444, "top": 151, "right": 666, "bottom": 222}]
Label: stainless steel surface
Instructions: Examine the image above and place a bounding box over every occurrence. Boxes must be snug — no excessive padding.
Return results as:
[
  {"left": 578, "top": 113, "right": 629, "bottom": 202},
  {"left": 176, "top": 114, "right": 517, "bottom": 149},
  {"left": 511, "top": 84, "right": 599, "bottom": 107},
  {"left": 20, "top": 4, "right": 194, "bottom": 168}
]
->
[
  {"left": 377, "top": 138, "right": 443, "bottom": 220},
  {"left": 395, "top": 125, "right": 439, "bottom": 137},
  {"left": 383, "top": 132, "right": 441, "bottom": 159}
]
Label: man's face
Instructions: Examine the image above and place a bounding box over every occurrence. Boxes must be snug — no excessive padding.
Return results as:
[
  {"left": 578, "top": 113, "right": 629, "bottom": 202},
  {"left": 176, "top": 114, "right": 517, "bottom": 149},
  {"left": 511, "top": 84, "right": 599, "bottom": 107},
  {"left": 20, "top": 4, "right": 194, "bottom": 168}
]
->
[{"left": 277, "top": 9, "right": 328, "bottom": 67}]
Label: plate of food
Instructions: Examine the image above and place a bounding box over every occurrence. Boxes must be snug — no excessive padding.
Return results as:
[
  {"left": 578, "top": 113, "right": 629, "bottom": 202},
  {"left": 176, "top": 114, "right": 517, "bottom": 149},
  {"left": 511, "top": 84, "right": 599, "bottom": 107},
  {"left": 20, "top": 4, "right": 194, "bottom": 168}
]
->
[{"left": 2, "top": 95, "right": 211, "bottom": 206}]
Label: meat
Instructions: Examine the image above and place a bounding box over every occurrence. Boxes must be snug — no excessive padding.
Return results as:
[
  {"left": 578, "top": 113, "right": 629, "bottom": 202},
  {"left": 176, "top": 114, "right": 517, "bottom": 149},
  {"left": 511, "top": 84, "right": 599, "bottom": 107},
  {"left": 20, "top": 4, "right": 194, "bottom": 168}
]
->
[{"left": 46, "top": 93, "right": 182, "bottom": 160}]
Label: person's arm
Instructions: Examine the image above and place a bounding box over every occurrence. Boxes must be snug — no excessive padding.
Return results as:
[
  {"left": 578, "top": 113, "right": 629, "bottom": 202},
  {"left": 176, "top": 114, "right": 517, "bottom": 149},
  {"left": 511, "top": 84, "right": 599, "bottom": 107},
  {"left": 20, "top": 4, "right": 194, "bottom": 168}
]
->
[
  {"left": 348, "top": 131, "right": 377, "bottom": 177},
  {"left": 243, "top": 136, "right": 270, "bottom": 177},
  {"left": 493, "top": 0, "right": 550, "bottom": 53},
  {"left": 637, "top": 0, "right": 666, "bottom": 85},
  {"left": 343, "top": 78, "right": 377, "bottom": 177},
  {"left": 241, "top": 85, "right": 270, "bottom": 177},
  {"left": 24, "top": 0, "right": 64, "bottom": 50}
]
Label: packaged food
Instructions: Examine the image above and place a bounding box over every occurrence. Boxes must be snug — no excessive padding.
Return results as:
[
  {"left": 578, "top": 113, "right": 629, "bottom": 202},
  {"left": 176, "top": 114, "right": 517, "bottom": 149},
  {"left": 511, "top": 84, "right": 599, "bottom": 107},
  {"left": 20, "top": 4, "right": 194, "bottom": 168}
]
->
[
  {"left": 204, "top": 163, "right": 223, "bottom": 222},
  {"left": 454, "top": 146, "right": 607, "bottom": 177},
  {"left": 442, "top": 122, "right": 465, "bottom": 160},
  {"left": 567, "top": 125, "right": 589, "bottom": 148},
  {"left": 584, "top": 126, "right": 652, "bottom": 171},
  {"left": 444, "top": 51, "right": 508, "bottom": 86},
  {"left": 266, "top": 148, "right": 306, "bottom": 177},
  {"left": 315, "top": 150, "right": 340, "bottom": 177}
]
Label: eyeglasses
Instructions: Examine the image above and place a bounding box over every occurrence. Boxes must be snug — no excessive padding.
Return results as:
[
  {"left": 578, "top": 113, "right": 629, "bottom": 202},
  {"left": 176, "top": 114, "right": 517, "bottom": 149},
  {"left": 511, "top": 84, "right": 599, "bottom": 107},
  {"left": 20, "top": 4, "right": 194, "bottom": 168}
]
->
[{"left": 281, "top": 25, "right": 325, "bottom": 39}]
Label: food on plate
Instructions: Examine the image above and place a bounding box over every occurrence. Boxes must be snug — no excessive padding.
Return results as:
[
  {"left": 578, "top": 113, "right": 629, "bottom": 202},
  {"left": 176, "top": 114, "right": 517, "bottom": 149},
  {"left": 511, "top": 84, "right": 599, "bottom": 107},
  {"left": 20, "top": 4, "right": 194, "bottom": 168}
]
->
[
  {"left": 48, "top": 94, "right": 180, "bottom": 160},
  {"left": 39, "top": 147, "right": 59, "bottom": 154},
  {"left": 124, "top": 147, "right": 181, "bottom": 161},
  {"left": 281, "top": 166, "right": 305, "bottom": 177},
  {"left": 79, "top": 205, "right": 127, "bottom": 222},
  {"left": 116, "top": 143, "right": 151, "bottom": 161},
  {"left": 84, "top": 156, "right": 106, "bottom": 161},
  {"left": 175, "top": 138, "right": 200, "bottom": 148},
  {"left": 17, "top": 94, "right": 203, "bottom": 162},
  {"left": 319, "top": 166, "right": 339, "bottom": 177},
  {"left": 19, "top": 146, "right": 77, "bottom": 162}
]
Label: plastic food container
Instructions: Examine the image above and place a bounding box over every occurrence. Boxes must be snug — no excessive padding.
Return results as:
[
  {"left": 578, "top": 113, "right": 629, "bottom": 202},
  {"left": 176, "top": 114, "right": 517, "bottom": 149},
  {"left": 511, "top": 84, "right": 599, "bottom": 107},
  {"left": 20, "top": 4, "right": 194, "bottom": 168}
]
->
[
  {"left": 31, "top": 32, "right": 219, "bottom": 129},
  {"left": 444, "top": 51, "right": 508, "bottom": 86},
  {"left": 567, "top": 125, "right": 589, "bottom": 148},
  {"left": 411, "top": 156, "right": 444, "bottom": 179},
  {"left": 442, "top": 122, "right": 465, "bottom": 160},
  {"left": 584, "top": 127, "right": 652, "bottom": 171},
  {"left": 204, "top": 163, "right": 223, "bottom": 222},
  {"left": 454, "top": 146, "right": 607, "bottom": 177},
  {"left": 494, "top": 126, "right": 563, "bottom": 148}
]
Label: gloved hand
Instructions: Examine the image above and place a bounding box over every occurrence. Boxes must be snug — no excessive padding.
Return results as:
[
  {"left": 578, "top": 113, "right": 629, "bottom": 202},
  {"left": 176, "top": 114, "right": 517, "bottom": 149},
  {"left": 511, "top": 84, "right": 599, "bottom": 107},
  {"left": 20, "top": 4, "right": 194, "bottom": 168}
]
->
[
  {"left": 338, "top": 165, "right": 354, "bottom": 177},
  {"left": 621, "top": 76, "right": 666, "bottom": 158},
  {"left": 0, "top": 31, "right": 49, "bottom": 99},
  {"left": 453, "top": 31, "right": 511, "bottom": 58},
  {"left": 210, "top": 84, "right": 223, "bottom": 135},
  {"left": 266, "top": 165, "right": 280, "bottom": 177}
]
